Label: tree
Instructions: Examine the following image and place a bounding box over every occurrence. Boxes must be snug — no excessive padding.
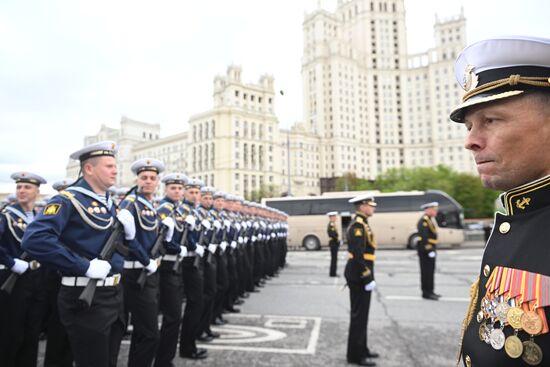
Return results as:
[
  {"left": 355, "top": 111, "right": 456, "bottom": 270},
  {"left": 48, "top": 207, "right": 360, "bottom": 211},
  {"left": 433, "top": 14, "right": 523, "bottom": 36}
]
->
[{"left": 246, "top": 184, "right": 279, "bottom": 203}]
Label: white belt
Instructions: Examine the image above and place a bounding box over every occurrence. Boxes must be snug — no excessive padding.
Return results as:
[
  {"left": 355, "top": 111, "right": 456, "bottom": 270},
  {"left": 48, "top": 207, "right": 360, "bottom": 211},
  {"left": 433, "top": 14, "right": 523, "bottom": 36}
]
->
[
  {"left": 124, "top": 261, "right": 145, "bottom": 269},
  {"left": 61, "top": 274, "right": 121, "bottom": 287},
  {"left": 162, "top": 254, "right": 178, "bottom": 262}
]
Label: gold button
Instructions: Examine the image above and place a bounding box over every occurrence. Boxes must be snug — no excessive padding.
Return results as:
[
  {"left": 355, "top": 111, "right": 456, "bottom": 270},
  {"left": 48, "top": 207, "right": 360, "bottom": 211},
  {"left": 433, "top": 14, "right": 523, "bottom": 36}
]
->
[
  {"left": 477, "top": 310, "right": 484, "bottom": 323},
  {"left": 483, "top": 264, "right": 491, "bottom": 277},
  {"left": 465, "top": 355, "right": 472, "bottom": 367},
  {"left": 499, "top": 222, "right": 511, "bottom": 234}
]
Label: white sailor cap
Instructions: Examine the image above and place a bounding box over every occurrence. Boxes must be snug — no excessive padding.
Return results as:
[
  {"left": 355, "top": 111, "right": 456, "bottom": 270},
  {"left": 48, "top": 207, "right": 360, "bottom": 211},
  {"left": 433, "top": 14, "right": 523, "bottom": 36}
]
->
[
  {"left": 224, "top": 194, "right": 237, "bottom": 201},
  {"left": 161, "top": 173, "right": 188, "bottom": 186},
  {"left": 116, "top": 187, "right": 130, "bottom": 196},
  {"left": 11, "top": 172, "right": 47, "bottom": 186},
  {"left": 6, "top": 193, "right": 16, "bottom": 203},
  {"left": 185, "top": 178, "right": 203, "bottom": 189},
  {"left": 450, "top": 36, "right": 550, "bottom": 122},
  {"left": 326, "top": 211, "right": 338, "bottom": 216},
  {"left": 348, "top": 194, "right": 377, "bottom": 206},
  {"left": 200, "top": 186, "right": 216, "bottom": 195},
  {"left": 420, "top": 202, "right": 439, "bottom": 210},
  {"left": 131, "top": 158, "right": 165, "bottom": 175},
  {"left": 70, "top": 141, "right": 118, "bottom": 161},
  {"left": 213, "top": 191, "right": 225, "bottom": 199},
  {"left": 52, "top": 178, "right": 76, "bottom": 191}
]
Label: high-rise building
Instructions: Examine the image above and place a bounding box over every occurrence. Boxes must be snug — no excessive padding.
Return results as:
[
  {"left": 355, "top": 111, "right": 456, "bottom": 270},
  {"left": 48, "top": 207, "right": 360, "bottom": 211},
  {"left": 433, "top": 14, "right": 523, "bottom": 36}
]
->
[{"left": 66, "top": 1, "right": 474, "bottom": 198}]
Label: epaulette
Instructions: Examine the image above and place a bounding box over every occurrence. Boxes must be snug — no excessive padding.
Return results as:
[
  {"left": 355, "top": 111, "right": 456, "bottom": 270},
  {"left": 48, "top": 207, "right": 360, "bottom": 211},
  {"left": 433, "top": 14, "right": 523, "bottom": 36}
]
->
[
  {"left": 356, "top": 216, "right": 364, "bottom": 224},
  {"left": 124, "top": 194, "right": 136, "bottom": 203},
  {"left": 59, "top": 190, "right": 74, "bottom": 199},
  {"left": 158, "top": 202, "right": 175, "bottom": 210}
]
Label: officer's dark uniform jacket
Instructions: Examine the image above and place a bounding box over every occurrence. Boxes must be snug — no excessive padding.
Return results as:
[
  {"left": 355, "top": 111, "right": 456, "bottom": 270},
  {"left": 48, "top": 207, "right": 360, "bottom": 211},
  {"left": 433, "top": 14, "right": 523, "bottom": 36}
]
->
[
  {"left": 120, "top": 193, "right": 159, "bottom": 265},
  {"left": 327, "top": 221, "right": 339, "bottom": 245},
  {"left": 345, "top": 212, "right": 376, "bottom": 284},
  {"left": 460, "top": 175, "right": 550, "bottom": 366},
  {"left": 417, "top": 214, "right": 438, "bottom": 254},
  {"left": 0, "top": 203, "right": 36, "bottom": 269},
  {"left": 22, "top": 179, "right": 125, "bottom": 275}
]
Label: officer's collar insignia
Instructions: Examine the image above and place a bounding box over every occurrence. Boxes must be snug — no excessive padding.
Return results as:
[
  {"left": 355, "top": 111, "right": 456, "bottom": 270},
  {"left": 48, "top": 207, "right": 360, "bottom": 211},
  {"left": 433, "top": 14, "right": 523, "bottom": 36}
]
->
[
  {"left": 463, "top": 64, "right": 478, "bottom": 91},
  {"left": 515, "top": 197, "right": 531, "bottom": 210},
  {"left": 503, "top": 175, "right": 550, "bottom": 215}
]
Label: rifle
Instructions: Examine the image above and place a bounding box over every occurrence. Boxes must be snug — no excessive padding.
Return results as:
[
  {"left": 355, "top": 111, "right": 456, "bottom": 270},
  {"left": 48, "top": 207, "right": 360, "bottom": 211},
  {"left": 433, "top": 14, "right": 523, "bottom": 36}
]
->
[
  {"left": 77, "top": 186, "right": 135, "bottom": 309},
  {"left": 172, "top": 224, "right": 189, "bottom": 273},
  {"left": 0, "top": 252, "right": 28, "bottom": 295},
  {"left": 136, "top": 224, "right": 168, "bottom": 289}
]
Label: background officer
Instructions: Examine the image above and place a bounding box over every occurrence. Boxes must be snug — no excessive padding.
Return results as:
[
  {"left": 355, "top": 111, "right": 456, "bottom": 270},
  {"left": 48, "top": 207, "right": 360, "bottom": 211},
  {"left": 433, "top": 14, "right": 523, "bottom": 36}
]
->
[
  {"left": 417, "top": 202, "right": 440, "bottom": 300},
  {"left": 326, "top": 211, "right": 339, "bottom": 277},
  {"left": 345, "top": 194, "right": 379, "bottom": 367},
  {"left": 0, "top": 172, "right": 47, "bottom": 367}
]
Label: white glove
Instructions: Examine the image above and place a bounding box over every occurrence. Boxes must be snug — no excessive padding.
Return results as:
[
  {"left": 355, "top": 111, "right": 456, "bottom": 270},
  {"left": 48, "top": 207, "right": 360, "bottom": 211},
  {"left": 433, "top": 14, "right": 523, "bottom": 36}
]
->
[
  {"left": 253, "top": 222, "right": 260, "bottom": 229},
  {"left": 220, "top": 241, "right": 228, "bottom": 251},
  {"left": 230, "top": 241, "right": 237, "bottom": 249},
  {"left": 260, "top": 221, "right": 267, "bottom": 228},
  {"left": 244, "top": 236, "right": 249, "bottom": 243},
  {"left": 238, "top": 236, "right": 244, "bottom": 244},
  {"left": 271, "top": 233, "right": 276, "bottom": 238},
  {"left": 162, "top": 217, "right": 175, "bottom": 242},
  {"left": 364, "top": 280, "right": 377, "bottom": 292},
  {"left": 251, "top": 235, "right": 257, "bottom": 242},
  {"left": 213, "top": 220, "right": 222, "bottom": 230},
  {"left": 145, "top": 259, "right": 158, "bottom": 274},
  {"left": 179, "top": 246, "right": 188, "bottom": 257},
  {"left": 208, "top": 243, "right": 217, "bottom": 254},
  {"left": 235, "top": 223, "right": 241, "bottom": 231},
  {"left": 85, "top": 258, "right": 111, "bottom": 279},
  {"left": 195, "top": 244, "right": 205, "bottom": 257},
  {"left": 428, "top": 251, "right": 436, "bottom": 258},
  {"left": 242, "top": 221, "right": 248, "bottom": 229},
  {"left": 11, "top": 258, "right": 29, "bottom": 275},
  {"left": 184, "top": 215, "right": 196, "bottom": 229},
  {"left": 223, "top": 219, "right": 231, "bottom": 228},
  {"left": 117, "top": 209, "right": 136, "bottom": 240},
  {"left": 201, "top": 219, "right": 211, "bottom": 230}
]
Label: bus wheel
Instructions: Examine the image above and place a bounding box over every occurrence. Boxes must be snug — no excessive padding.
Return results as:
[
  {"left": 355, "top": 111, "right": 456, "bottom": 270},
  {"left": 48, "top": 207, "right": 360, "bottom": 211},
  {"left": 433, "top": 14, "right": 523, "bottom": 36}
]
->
[
  {"left": 303, "top": 235, "right": 321, "bottom": 251},
  {"left": 407, "top": 234, "right": 419, "bottom": 250}
]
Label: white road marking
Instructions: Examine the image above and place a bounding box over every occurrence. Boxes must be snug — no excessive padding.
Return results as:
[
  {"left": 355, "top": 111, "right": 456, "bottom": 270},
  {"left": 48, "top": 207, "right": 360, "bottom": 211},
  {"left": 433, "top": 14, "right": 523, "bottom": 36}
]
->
[{"left": 385, "top": 295, "right": 470, "bottom": 302}]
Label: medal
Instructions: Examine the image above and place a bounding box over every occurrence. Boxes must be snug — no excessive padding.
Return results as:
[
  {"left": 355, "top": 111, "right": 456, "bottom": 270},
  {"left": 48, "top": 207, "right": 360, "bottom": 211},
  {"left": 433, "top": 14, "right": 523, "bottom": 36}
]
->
[
  {"left": 100, "top": 207, "right": 107, "bottom": 214},
  {"left": 496, "top": 301, "right": 511, "bottom": 323},
  {"left": 478, "top": 322, "right": 488, "bottom": 342},
  {"left": 504, "top": 334, "right": 523, "bottom": 359},
  {"left": 522, "top": 340, "right": 543, "bottom": 366},
  {"left": 87, "top": 207, "right": 94, "bottom": 214},
  {"left": 521, "top": 310, "right": 543, "bottom": 335},
  {"left": 477, "top": 310, "right": 485, "bottom": 323},
  {"left": 489, "top": 328, "right": 505, "bottom": 350},
  {"left": 93, "top": 207, "right": 100, "bottom": 214},
  {"left": 507, "top": 307, "right": 524, "bottom": 330}
]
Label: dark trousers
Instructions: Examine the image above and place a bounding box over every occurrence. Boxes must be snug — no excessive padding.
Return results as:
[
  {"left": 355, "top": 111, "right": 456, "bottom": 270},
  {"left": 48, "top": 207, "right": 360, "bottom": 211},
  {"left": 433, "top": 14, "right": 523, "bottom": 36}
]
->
[
  {"left": 344, "top": 261, "right": 373, "bottom": 363},
  {"left": 0, "top": 269, "right": 47, "bottom": 367},
  {"left": 154, "top": 262, "right": 184, "bottom": 367},
  {"left": 180, "top": 257, "right": 204, "bottom": 355},
  {"left": 43, "top": 269, "right": 73, "bottom": 367},
  {"left": 118, "top": 269, "right": 160, "bottom": 367},
  {"left": 57, "top": 284, "right": 125, "bottom": 367},
  {"left": 418, "top": 251, "right": 435, "bottom": 295},
  {"left": 198, "top": 255, "right": 217, "bottom": 335},
  {"left": 214, "top": 252, "right": 229, "bottom": 320},
  {"left": 329, "top": 242, "right": 339, "bottom": 276},
  {"left": 346, "top": 283, "right": 372, "bottom": 363}
]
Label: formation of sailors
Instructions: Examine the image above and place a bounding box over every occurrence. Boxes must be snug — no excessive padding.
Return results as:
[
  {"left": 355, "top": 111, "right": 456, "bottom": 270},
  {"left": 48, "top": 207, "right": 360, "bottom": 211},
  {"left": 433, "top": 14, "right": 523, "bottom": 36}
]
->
[{"left": 0, "top": 141, "right": 288, "bottom": 367}]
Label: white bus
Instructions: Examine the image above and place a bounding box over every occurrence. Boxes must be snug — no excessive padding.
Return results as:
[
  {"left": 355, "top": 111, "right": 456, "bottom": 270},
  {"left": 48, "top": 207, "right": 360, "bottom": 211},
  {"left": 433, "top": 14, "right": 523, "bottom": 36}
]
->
[{"left": 262, "top": 190, "right": 465, "bottom": 250}]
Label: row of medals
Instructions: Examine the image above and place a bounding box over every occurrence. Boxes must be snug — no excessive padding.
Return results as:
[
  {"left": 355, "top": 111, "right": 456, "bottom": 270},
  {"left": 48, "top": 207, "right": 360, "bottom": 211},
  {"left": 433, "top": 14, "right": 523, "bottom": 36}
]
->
[{"left": 478, "top": 296, "right": 544, "bottom": 365}]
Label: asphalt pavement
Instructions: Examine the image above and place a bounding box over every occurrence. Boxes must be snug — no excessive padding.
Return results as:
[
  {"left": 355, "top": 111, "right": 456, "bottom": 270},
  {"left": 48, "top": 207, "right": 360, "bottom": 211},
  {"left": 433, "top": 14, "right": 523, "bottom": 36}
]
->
[{"left": 39, "top": 241, "right": 486, "bottom": 366}]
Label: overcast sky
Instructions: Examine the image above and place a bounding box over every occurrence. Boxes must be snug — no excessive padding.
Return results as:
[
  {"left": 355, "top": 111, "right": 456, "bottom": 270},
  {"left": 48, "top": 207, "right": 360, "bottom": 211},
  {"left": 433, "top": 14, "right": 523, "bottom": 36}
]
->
[{"left": 1, "top": 0, "right": 548, "bottom": 194}]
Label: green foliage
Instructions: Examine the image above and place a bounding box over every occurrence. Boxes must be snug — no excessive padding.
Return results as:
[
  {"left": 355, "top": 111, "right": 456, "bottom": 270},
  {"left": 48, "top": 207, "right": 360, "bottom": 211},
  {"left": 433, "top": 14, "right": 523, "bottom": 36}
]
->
[
  {"left": 246, "top": 184, "right": 279, "bottom": 203},
  {"left": 334, "top": 166, "right": 500, "bottom": 218}
]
